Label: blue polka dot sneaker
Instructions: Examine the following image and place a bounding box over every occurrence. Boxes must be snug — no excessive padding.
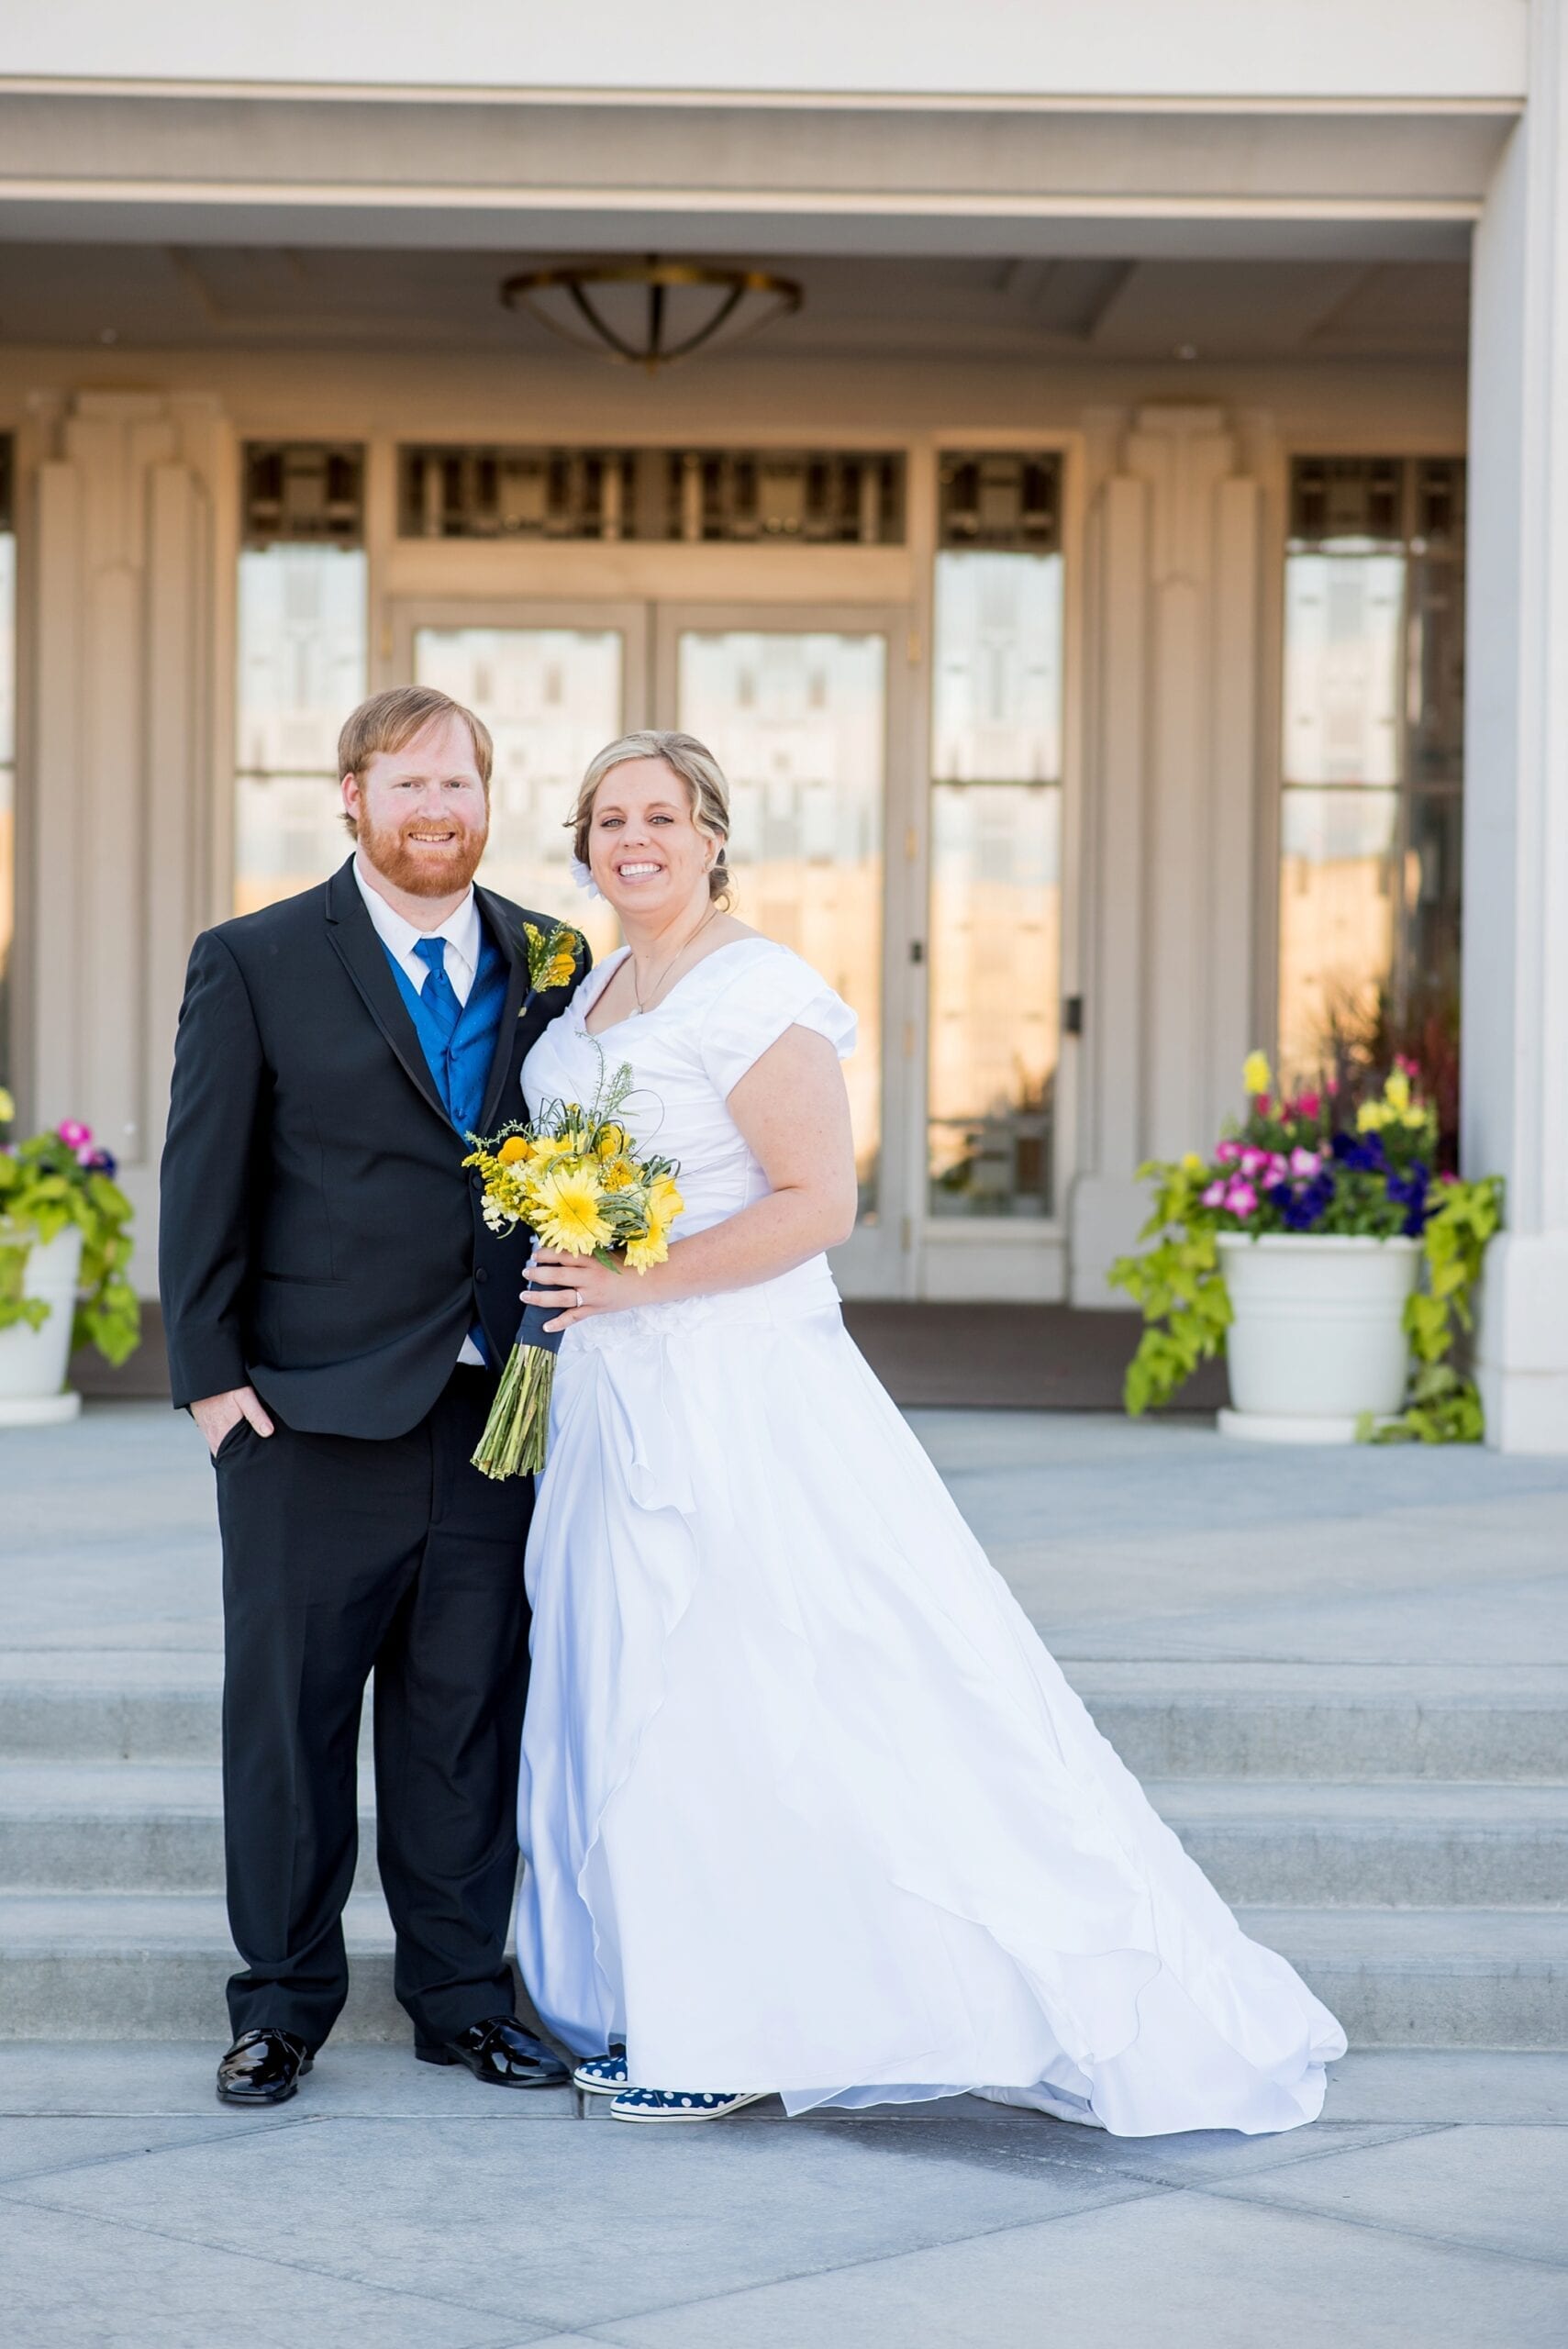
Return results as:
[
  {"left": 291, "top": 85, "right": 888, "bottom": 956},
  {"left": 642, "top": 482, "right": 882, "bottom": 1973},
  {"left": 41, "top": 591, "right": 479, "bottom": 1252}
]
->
[
  {"left": 609, "top": 2087, "right": 770, "bottom": 2124},
  {"left": 573, "top": 2053, "right": 629, "bottom": 2096}
]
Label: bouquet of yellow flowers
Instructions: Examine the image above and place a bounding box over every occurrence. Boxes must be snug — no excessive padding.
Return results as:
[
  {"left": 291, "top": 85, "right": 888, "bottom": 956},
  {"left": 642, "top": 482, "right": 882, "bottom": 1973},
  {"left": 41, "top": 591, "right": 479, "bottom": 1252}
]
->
[{"left": 463, "top": 1056, "right": 684, "bottom": 1479}]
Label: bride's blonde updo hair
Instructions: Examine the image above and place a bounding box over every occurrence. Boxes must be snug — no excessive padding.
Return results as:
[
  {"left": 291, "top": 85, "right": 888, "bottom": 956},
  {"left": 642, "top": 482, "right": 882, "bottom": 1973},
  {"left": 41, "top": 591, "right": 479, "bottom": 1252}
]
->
[{"left": 569, "top": 729, "right": 733, "bottom": 907}]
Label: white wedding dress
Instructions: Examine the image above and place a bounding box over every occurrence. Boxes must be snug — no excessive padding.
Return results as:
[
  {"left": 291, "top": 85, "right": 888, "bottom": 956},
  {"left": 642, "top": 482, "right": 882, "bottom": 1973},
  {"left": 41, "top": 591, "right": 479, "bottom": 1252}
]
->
[{"left": 515, "top": 937, "right": 1345, "bottom": 2135}]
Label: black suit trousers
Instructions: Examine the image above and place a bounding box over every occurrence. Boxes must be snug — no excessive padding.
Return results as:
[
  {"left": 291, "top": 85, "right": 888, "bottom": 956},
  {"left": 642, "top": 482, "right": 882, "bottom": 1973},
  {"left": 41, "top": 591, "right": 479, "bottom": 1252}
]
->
[{"left": 213, "top": 1366, "right": 533, "bottom": 2050}]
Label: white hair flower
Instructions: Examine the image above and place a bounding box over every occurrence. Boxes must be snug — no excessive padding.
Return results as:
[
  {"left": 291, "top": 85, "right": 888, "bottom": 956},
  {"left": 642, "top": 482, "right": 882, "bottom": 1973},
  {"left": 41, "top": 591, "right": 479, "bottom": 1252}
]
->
[{"left": 571, "top": 856, "right": 602, "bottom": 901}]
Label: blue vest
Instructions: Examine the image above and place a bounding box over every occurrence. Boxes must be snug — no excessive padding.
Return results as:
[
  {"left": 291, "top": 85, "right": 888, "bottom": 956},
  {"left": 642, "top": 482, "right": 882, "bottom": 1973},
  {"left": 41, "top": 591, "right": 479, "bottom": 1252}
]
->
[
  {"left": 381, "top": 920, "right": 509, "bottom": 1366},
  {"left": 383, "top": 921, "right": 508, "bottom": 1140}
]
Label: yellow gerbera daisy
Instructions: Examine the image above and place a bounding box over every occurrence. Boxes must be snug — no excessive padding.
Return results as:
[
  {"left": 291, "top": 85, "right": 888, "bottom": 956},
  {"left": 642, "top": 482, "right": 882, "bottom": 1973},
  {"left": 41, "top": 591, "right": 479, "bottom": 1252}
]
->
[
  {"left": 649, "top": 1172, "right": 684, "bottom": 1224},
  {"left": 527, "top": 1162, "right": 614, "bottom": 1256}
]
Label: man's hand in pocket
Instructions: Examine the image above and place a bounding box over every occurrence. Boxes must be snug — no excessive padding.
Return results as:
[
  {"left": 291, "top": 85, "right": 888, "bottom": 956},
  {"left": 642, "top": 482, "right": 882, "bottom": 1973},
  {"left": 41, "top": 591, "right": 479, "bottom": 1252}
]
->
[{"left": 192, "top": 1386, "right": 276, "bottom": 1459}]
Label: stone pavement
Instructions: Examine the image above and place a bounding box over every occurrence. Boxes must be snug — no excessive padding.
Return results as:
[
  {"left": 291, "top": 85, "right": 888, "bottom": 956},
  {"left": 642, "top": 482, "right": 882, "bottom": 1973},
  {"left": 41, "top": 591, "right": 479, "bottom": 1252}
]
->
[{"left": 2, "top": 1402, "right": 1567, "bottom": 2344}]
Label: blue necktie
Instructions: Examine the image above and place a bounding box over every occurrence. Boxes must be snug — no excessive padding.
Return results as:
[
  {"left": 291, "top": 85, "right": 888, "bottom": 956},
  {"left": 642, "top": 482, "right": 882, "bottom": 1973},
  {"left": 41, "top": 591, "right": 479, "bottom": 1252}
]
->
[
  {"left": 412, "top": 936, "right": 461, "bottom": 1044},
  {"left": 413, "top": 935, "right": 488, "bottom": 1368}
]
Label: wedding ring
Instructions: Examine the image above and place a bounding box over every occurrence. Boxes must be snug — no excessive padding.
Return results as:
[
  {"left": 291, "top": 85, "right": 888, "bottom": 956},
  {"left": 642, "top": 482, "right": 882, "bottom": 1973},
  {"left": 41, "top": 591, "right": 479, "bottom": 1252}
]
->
[{"left": 575, "top": 1288, "right": 584, "bottom": 1310}]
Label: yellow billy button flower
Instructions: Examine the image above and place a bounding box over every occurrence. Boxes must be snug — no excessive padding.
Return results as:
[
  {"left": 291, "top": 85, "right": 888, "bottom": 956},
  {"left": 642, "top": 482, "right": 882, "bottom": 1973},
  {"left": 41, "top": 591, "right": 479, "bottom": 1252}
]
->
[
  {"left": 497, "top": 1135, "right": 532, "bottom": 1165},
  {"left": 1241, "top": 1051, "right": 1272, "bottom": 1097},
  {"left": 541, "top": 946, "right": 577, "bottom": 991},
  {"left": 527, "top": 1161, "right": 614, "bottom": 1256}
]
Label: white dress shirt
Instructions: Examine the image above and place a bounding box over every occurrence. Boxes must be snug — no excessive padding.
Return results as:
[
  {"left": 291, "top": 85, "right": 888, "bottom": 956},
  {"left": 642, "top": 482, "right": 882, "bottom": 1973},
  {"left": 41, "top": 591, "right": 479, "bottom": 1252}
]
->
[
  {"left": 353, "top": 856, "right": 481, "bottom": 1006},
  {"left": 353, "top": 855, "right": 487, "bottom": 1366}
]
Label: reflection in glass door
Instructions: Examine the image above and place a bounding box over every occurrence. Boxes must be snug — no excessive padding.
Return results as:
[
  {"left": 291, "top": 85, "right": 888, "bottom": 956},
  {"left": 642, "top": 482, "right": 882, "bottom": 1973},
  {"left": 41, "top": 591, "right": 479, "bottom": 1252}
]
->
[
  {"left": 406, "top": 606, "right": 641, "bottom": 963},
  {"left": 673, "top": 628, "right": 888, "bottom": 1226}
]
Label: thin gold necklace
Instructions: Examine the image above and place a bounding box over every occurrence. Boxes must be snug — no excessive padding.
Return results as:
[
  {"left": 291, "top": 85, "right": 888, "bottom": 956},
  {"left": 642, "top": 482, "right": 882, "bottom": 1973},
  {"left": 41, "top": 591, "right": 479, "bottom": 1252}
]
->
[{"left": 630, "top": 902, "right": 720, "bottom": 1015}]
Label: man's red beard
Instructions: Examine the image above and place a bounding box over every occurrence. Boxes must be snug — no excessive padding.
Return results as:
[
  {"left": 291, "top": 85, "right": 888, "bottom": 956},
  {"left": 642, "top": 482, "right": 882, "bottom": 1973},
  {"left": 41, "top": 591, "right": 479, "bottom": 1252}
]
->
[{"left": 356, "top": 808, "right": 489, "bottom": 896}]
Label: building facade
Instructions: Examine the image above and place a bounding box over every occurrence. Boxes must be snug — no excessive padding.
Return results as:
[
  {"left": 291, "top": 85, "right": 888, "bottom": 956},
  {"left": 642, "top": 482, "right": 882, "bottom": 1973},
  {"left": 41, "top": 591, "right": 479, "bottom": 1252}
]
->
[{"left": 0, "top": 3, "right": 1563, "bottom": 1444}]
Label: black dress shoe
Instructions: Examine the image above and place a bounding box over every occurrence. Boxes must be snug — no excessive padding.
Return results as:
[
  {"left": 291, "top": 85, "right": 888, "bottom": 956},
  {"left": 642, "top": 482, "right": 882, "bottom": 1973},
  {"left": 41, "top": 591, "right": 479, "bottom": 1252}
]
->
[
  {"left": 217, "top": 2027, "right": 314, "bottom": 2106},
  {"left": 416, "top": 2015, "right": 571, "bottom": 2088}
]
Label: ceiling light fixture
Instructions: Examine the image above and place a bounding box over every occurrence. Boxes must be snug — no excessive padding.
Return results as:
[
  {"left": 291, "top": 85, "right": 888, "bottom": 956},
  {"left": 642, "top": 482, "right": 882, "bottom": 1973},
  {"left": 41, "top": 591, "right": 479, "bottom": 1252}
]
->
[{"left": 501, "top": 256, "right": 803, "bottom": 374}]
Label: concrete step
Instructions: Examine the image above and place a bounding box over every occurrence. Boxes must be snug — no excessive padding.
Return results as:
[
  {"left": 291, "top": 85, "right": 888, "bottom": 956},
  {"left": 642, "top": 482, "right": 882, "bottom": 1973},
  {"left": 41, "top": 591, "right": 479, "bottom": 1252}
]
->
[
  {"left": 1151, "top": 1780, "right": 1568, "bottom": 1908},
  {"left": 1238, "top": 1906, "right": 1568, "bottom": 2050},
  {"left": 0, "top": 1892, "right": 1562, "bottom": 2047},
  {"left": 6, "top": 1653, "right": 1565, "bottom": 1782},
  {"left": 1072, "top": 1663, "right": 1568, "bottom": 1783},
  {"left": 0, "top": 1894, "right": 406, "bottom": 2043},
  {"left": 0, "top": 1765, "right": 377, "bottom": 1896},
  {"left": 0, "top": 1653, "right": 222, "bottom": 1764},
  {"left": 5, "top": 1763, "right": 1564, "bottom": 1912}
]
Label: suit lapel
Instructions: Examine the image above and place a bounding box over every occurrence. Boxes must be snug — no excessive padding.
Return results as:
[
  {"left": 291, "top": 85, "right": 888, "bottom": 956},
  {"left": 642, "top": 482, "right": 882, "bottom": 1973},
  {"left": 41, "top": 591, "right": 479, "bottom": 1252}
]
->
[
  {"left": 323, "top": 860, "right": 450, "bottom": 1127},
  {"left": 473, "top": 885, "right": 533, "bottom": 1134}
]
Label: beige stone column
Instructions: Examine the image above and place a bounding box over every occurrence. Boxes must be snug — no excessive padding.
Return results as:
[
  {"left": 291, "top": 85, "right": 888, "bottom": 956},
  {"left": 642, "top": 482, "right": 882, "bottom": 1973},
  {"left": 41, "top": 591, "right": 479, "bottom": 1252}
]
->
[
  {"left": 26, "top": 391, "right": 228, "bottom": 1291},
  {"left": 1465, "top": 1, "right": 1568, "bottom": 1451},
  {"left": 1071, "top": 404, "right": 1263, "bottom": 1304}
]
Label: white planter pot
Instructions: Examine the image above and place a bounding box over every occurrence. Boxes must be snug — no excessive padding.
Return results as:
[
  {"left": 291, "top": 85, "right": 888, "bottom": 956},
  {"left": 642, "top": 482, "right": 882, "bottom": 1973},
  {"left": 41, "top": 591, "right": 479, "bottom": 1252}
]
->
[
  {"left": 0, "top": 1224, "right": 84, "bottom": 1426},
  {"left": 1216, "top": 1230, "right": 1420, "bottom": 1445}
]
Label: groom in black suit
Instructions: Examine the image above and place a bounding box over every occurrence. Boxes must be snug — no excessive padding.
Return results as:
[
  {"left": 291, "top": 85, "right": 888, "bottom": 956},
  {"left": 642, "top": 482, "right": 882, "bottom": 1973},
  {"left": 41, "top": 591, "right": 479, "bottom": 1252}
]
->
[{"left": 161, "top": 685, "right": 584, "bottom": 2105}]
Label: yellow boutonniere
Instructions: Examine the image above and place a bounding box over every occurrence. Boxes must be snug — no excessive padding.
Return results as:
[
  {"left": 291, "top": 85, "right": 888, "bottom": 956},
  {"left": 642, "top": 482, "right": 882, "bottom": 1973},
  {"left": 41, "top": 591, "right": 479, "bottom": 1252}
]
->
[{"left": 522, "top": 920, "right": 581, "bottom": 998}]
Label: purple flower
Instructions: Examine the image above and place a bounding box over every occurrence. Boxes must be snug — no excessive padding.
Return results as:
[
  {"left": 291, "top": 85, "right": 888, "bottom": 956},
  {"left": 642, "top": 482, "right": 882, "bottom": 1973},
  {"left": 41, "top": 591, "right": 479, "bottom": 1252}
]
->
[{"left": 1332, "top": 1130, "right": 1387, "bottom": 1174}]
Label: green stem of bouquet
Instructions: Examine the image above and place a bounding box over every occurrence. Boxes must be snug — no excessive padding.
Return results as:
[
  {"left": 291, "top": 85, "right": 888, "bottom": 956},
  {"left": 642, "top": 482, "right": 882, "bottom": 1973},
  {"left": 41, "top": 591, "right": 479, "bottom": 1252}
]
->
[{"left": 471, "top": 1341, "right": 555, "bottom": 1481}]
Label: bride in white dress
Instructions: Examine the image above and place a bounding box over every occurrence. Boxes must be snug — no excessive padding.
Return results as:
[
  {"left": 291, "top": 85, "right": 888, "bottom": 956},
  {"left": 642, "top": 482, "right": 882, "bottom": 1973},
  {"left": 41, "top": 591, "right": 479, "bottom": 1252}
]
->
[{"left": 513, "top": 729, "right": 1345, "bottom": 2134}]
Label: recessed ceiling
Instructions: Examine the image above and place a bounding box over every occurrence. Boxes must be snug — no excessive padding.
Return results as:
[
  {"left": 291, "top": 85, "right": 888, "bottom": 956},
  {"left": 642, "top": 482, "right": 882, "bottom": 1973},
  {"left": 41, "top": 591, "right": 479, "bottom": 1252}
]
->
[{"left": 0, "top": 244, "right": 1470, "bottom": 364}]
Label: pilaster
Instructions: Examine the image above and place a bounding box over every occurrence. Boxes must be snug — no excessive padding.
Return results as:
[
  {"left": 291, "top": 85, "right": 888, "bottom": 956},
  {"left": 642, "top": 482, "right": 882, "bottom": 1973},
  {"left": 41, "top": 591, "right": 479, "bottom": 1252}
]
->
[
  {"left": 26, "top": 392, "right": 224, "bottom": 1290},
  {"left": 1070, "top": 405, "right": 1264, "bottom": 1304}
]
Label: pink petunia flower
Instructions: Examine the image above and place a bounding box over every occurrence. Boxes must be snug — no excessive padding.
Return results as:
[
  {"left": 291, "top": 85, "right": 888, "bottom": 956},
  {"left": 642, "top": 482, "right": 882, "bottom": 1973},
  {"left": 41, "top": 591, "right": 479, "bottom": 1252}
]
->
[
  {"left": 1201, "top": 1180, "right": 1228, "bottom": 1209},
  {"left": 1240, "top": 1147, "right": 1270, "bottom": 1179},
  {"left": 1225, "top": 1180, "right": 1259, "bottom": 1217},
  {"left": 1214, "top": 1139, "right": 1243, "bottom": 1164},
  {"left": 1289, "top": 1147, "right": 1321, "bottom": 1177},
  {"left": 57, "top": 1119, "right": 93, "bottom": 1149}
]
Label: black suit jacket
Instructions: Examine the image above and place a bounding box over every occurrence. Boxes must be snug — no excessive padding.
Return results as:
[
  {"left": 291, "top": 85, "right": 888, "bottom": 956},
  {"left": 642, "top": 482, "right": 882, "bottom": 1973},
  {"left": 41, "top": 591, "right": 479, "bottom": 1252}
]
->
[{"left": 159, "top": 857, "right": 590, "bottom": 1438}]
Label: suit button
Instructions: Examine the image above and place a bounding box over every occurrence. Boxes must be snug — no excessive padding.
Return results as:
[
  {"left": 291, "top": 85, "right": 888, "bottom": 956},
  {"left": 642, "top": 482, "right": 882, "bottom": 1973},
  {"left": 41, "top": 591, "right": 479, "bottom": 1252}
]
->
[
  {"left": 473, "top": 1266, "right": 489, "bottom": 1286},
  {"left": 472, "top": 1174, "right": 484, "bottom": 1192}
]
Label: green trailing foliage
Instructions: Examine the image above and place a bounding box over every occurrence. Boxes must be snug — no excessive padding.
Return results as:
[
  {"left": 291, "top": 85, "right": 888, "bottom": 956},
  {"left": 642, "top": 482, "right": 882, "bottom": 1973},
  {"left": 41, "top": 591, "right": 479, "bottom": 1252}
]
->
[
  {"left": 1108, "top": 1157, "right": 1233, "bottom": 1418},
  {"left": 0, "top": 1103, "right": 141, "bottom": 1367},
  {"left": 1360, "top": 1174, "right": 1504, "bottom": 1444}
]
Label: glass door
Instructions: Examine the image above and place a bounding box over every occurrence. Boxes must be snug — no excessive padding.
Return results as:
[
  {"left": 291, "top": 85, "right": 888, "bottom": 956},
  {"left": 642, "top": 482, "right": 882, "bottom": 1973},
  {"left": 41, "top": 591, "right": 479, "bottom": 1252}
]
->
[
  {"left": 395, "top": 600, "right": 647, "bottom": 964},
  {"left": 656, "top": 604, "right": 913, "bottom": 1297},
  {"left": 394, "top": 597, "right": 913, "bottom": 1297}
]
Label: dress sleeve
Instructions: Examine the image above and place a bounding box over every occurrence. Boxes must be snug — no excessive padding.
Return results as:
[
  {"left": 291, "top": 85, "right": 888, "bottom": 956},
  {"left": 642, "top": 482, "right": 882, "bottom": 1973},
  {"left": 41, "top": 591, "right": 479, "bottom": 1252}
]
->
[{"left": 699, "top": 946, "right": 859, "bottom": 1100}]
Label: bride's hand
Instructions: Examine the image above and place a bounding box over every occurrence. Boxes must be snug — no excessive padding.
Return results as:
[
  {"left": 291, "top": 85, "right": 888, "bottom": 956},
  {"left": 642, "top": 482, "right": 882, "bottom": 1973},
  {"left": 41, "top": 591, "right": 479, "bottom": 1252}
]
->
[{"left": 521, "top": 1248, "right": 628, "bottom": 1332}]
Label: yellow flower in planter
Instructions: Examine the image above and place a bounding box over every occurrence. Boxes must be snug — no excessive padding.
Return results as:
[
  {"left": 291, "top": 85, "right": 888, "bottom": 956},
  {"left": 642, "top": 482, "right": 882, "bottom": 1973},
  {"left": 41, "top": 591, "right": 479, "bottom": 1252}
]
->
[
  {"left": 1241, "top": 1051, "right": 1272, "bottom": 1097},
  {"left": 0, "top": 1086, "right": 13, "bottom": 1126}
]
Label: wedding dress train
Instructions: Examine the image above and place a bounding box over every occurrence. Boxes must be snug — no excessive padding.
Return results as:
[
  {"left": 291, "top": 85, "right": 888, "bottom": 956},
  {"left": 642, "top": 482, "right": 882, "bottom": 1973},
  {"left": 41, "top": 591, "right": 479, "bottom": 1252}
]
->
[{"left": 514, "top": 939, "right": 1345, "bottom": 2134}]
